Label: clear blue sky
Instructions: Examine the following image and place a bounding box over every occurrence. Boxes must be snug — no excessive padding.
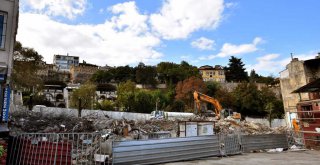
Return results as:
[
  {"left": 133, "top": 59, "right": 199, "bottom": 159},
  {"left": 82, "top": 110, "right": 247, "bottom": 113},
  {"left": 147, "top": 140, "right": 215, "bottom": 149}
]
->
[{"left": 17, "top": 0, "right": 320, "bottom": 76}]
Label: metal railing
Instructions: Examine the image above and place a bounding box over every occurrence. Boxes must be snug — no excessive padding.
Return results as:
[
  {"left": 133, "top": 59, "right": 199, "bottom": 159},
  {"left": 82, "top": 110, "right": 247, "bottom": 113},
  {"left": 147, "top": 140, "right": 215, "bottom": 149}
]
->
[{"left": 8, "top": 133, "right": 112, "bottom": 165}]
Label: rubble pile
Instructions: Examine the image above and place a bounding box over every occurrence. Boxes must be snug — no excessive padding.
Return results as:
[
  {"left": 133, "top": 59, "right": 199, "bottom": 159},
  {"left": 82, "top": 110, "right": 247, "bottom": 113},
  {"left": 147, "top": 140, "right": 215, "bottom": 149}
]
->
[
  {"left": 216, "top": 118, "right": 288, "bottom": 135},
  {"left": 9, "top": 109, "right": 288, "bottom": 137},
  {"left": 9, "top": 110, "right": 178, "bottom": 138}
]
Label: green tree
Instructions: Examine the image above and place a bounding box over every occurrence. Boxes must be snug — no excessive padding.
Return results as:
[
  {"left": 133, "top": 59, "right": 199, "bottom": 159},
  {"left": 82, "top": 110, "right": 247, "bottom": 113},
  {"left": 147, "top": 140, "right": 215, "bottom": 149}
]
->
[
  {"left": 96, "top": 100, "right": 114, "bottom": 111},
  {"left": 168, "top": 100, "right": 185, "bottom": 112},
  {"left": 113, "top": 65, "right": 135, "bottom": 83},
  {"left": 70, "top": 82, "right": 96, "bottom": 109},
  {"left": 215, "top": 87, "right": 236, "bottom": 109},
  {"left": 12, "top": 41, "right": 44, "bottom": 92},
  {"left": 135, "top": 63, "right": 158, "bottom": 87},
  {"left": 150, "top": 89, "right": 172, "bottom": 110},
  {"left": 249, "top": 69, "right": 259, "bottom": 82},
  {"left": 157, "top": 61, "right": 200, "bottom": 85},
  {"left": 116, "top": 80, "right": 136, "bottom": 111},
  {"left": 225, "top": 56, "right": 248, "bottom": 82},
  {"left": 233, "top": 83, "right": 264, "bottom": 117},
  {"left": 132, "top": 90, "right": 154, "bottom": 113},
  {"left": 205, "top": 81, "right": 220, "bottom": 97},
  {"left": 260, "top": 87, "right": 284, "bottom": 119},
  {"left": 91, "top": 70, "right": 113, "bottom": 83}
]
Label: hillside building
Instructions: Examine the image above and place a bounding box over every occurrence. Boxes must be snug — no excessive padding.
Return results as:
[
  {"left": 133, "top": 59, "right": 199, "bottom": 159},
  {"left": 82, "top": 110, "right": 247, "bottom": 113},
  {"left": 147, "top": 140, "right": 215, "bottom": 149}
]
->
[{"left": 199, "top": 65, "right": 226, "bottom": 82}]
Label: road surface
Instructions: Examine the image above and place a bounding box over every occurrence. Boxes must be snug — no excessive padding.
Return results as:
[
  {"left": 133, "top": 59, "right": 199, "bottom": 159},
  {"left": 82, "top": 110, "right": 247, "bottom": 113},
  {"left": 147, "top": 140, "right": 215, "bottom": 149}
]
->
[{"left": 164, "top": 150, "right": 320, "bottom": 165}]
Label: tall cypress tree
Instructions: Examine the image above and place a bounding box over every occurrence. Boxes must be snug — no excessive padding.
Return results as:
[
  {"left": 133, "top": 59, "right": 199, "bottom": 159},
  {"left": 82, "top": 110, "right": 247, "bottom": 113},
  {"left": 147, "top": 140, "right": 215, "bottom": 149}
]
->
[{"left": 225, "top": 56, "right": 248, "bottom": 82}]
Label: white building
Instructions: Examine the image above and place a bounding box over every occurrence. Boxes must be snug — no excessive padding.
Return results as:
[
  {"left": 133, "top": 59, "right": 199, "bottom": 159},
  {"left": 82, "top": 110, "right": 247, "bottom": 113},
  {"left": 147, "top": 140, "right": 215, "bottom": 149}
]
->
[
  {"left": 0, "top": 0, "right": 19, "bottom": 83},
  {"left": 53, "top": 54, "right": 79, "bottom": 72}
]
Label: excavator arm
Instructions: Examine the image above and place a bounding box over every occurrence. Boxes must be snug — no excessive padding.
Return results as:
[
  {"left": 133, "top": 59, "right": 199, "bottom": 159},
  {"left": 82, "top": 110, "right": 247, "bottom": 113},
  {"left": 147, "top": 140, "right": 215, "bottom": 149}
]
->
[{"left": 193, "top": 91, "right": 223, "bottom": 118}]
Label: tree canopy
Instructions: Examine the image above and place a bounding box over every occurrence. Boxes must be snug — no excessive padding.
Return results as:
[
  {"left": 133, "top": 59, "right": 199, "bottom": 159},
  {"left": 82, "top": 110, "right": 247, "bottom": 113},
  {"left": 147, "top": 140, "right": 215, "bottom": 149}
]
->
[
  {"left": 175, "top": 76, "right": 207, "bottom": 110},
  {"left": 225, "top": 56, "right": 248, "bottom": 82},
  {"left": 12, "top": 41, "right": 44, "bottom": 92}
]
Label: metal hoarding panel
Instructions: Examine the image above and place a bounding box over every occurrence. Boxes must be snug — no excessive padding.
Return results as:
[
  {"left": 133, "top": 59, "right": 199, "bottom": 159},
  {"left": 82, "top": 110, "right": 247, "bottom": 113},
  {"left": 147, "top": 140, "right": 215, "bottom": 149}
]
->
[{"left": 112, "top": 135, "right": 221, "bottom": 165}]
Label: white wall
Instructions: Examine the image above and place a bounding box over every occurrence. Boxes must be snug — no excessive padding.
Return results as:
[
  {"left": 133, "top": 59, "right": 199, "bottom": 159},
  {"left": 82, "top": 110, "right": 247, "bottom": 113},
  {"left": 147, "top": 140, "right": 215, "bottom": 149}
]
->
[
  {"left": 245, "top": 117, "right": 287, "bottom": 128},
  {"left": 32, "top": 107, "right": 151, "bottom": 121}
]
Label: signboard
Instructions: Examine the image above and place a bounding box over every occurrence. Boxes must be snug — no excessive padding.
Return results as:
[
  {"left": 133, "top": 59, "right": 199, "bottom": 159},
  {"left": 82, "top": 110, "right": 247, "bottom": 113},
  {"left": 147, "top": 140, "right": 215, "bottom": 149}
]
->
[{"left": 2, "top": 84, "right": 10, "bottom": 122}]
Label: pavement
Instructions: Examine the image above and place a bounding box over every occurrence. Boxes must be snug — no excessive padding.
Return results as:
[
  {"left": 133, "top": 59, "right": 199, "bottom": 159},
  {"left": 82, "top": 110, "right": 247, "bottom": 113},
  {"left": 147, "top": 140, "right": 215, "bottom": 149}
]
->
[{"left": 164, "top": 150, "right": 320, "bottom": 165}]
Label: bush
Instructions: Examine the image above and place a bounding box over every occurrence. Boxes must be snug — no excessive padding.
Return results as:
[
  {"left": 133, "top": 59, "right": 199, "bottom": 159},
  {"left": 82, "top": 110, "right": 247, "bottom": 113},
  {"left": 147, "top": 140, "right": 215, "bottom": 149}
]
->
[
  {"left": 97, "top": 100, "right": 114, "bottom": 111},
  {"left": 168, "top": 100, "right": 185, "bottom": 112}
]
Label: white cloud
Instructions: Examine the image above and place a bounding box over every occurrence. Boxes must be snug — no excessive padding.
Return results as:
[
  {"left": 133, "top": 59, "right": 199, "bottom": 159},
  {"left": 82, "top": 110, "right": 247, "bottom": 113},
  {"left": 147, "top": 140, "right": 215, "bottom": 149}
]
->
[
  {"left": 248, "top": 52, "right": 318, "bottom": 74},
  {"left": 150, "top": 0, "right": 224, "bottom": 39},
  {"left": 17, "top": 2, "right": 162, "bottom": 66},
  {"left": 22, "top": 0, "right": 87, "bottom": 19},
  {"left": 207, "top": 37, "right": 263, "bottom": 59},
  {"left": 191, "top": 37, "right": 215, "bottom": 50},
  {"left": 225, "top": 2, "right": 237, "bottom": 8}
]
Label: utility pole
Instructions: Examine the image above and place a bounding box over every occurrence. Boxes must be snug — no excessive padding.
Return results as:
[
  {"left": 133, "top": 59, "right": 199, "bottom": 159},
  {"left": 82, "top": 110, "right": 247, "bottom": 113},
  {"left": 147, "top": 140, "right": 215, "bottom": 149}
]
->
[{"left": 78, "top": 98, "right": 82, "bottom": 117}]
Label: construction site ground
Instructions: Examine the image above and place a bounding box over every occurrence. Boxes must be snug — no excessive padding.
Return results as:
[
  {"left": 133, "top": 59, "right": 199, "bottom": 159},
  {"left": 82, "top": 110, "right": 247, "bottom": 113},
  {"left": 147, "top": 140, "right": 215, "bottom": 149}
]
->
[{"left": 164, "top": 150, "right": 320, "bottom": 165}]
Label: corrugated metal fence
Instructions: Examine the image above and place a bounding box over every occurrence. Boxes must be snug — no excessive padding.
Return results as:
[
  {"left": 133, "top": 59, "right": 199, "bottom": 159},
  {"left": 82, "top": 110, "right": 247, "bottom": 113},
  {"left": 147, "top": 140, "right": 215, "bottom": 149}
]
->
[
  {"left": 112, "top": 133, "right": 288, "bottom": 165},
  {"left": 112, "top": 135, "right": 221, "bottom": 165},
  {"left": 241, "top": 134, "right": 288, "bottom": 152}
]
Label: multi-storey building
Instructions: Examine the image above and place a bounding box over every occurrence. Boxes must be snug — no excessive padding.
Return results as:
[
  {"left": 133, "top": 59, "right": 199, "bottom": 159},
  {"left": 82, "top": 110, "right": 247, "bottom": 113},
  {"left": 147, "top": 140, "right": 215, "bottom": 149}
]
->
[
  {"left": 70, "top": 62, "right": 98, "bottom": 84},
  {"left": 199, "top": 65, "right": 226, "bottom": 82},
  {"left": 291, "top": 78, "right": 320, "bottom": 149},
  {"left": 280, "top": 55, "right": 320, "bottom": 127},
  {"left": 53, "top": 54, "right": 79, "bottom": 72},
  {"left": 0, "top": 0, "right": 19, "bottom": 124},
  {"left": 0, "top": 0, "right": 18, "bottom": 83}
]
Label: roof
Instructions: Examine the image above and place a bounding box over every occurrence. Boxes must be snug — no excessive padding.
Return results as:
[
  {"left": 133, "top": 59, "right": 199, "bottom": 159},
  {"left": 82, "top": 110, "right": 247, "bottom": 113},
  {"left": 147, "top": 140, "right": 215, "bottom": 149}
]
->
[
  {"left": 199, "top": 65, "right": 213, "bottom": 70},
  {"left": 292, "top": 78, "right": 320, "bottom": 93},
  {"left": 199, "top": 65, "right": 224, "bottom": 70}
]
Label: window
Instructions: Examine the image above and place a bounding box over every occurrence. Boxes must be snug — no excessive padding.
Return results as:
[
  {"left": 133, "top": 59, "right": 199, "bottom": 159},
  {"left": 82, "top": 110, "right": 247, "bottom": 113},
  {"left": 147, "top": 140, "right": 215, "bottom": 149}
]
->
[
  {"left": 301, "top": 105, "right": 315, "bottom": 122},
  {"left": 0, "top": 12, "right": 8, "bottom": 49}
]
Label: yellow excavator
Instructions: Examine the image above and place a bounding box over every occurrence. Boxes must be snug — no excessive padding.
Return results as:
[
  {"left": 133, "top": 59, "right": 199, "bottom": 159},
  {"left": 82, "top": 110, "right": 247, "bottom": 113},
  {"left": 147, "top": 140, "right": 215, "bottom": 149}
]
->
[{"left": 193, "top": 91, "right": 241, "bottom": 120}]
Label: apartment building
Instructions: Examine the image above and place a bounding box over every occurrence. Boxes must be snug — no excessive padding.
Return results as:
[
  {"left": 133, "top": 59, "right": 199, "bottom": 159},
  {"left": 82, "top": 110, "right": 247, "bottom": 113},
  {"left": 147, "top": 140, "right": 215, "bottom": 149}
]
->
[{"left": 53, "top": 54, "right": 79, "bottom": 72}]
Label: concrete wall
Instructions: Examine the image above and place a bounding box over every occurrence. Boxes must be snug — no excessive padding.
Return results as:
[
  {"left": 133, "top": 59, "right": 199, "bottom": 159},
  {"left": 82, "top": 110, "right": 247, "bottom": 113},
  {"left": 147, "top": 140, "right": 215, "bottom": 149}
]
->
[
  {"left": 219, "top": 82, "right": 267, "bottom": 92},
  {"left": 279, "top": 59, "right": 311, "bottom": 127},
  {"left": 245, "top": 117, "right": 286, "bottom": 128},
  {"left": 32, "top": 107, "right": 151, "bottom": 121}
]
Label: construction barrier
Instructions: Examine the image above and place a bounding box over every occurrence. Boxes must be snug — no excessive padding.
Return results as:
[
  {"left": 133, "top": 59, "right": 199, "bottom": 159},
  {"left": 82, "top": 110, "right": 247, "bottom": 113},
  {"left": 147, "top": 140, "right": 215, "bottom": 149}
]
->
[
  {"left": 112, "top": 135, "right": 221, "bottom": 165},
  {"left": 241, "top": 134, "right": 288, "bottom": 152},
  {"left": 220, "top": 134, "right": 242, "bottom": 156},
  {"left": 7, "top": 133, "right": 289, "bottom": 165},
  {"left": 7, "top": 133, "right": 111, "bottom": 165}
]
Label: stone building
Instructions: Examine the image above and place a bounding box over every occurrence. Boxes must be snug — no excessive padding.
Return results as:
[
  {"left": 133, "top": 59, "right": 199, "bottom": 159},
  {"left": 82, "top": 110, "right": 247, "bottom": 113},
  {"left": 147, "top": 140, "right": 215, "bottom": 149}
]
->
[
  {"left": 70, "top": 62, "right": 98, "bottom": 84},
  {"left": 198, "top": 65, "right": 226, "bottom": 82},
  {"left": 279, "top": 54, "right": 320, "bottom": 126}
]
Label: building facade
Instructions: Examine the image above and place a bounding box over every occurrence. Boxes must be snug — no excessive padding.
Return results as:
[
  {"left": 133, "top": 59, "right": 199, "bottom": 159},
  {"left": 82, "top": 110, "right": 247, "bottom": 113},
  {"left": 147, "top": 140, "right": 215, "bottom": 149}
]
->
[
  {"left": 292, "top": 78, "right": 320, "bottom": 149},
  {"left": 53, "top": 54, "right": 79, "bottom": 72},
  {"left": 199, "top": 65, "right": 226, "bottom": 82},
  {"left": 0, "top": 0, "right": 18, "bottom": 83},
  {"left": 279, "top": 55, "right": 320, "bottom": 127},
  {"left": 70, "top": 62, "right": 98, "bottom": 84},
  {"left": 0, "top": 0, "right": 19, "bottom": 124}
]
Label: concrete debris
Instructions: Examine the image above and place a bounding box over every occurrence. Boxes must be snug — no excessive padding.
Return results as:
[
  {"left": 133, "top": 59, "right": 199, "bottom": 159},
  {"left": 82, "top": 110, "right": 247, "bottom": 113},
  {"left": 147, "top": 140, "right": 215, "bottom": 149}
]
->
[
  {"left": 9, "top": 108, "right": 288, "bottom": 139},
  {"left": 216, "top": 118, "right": 288, "bottom": 135}
]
